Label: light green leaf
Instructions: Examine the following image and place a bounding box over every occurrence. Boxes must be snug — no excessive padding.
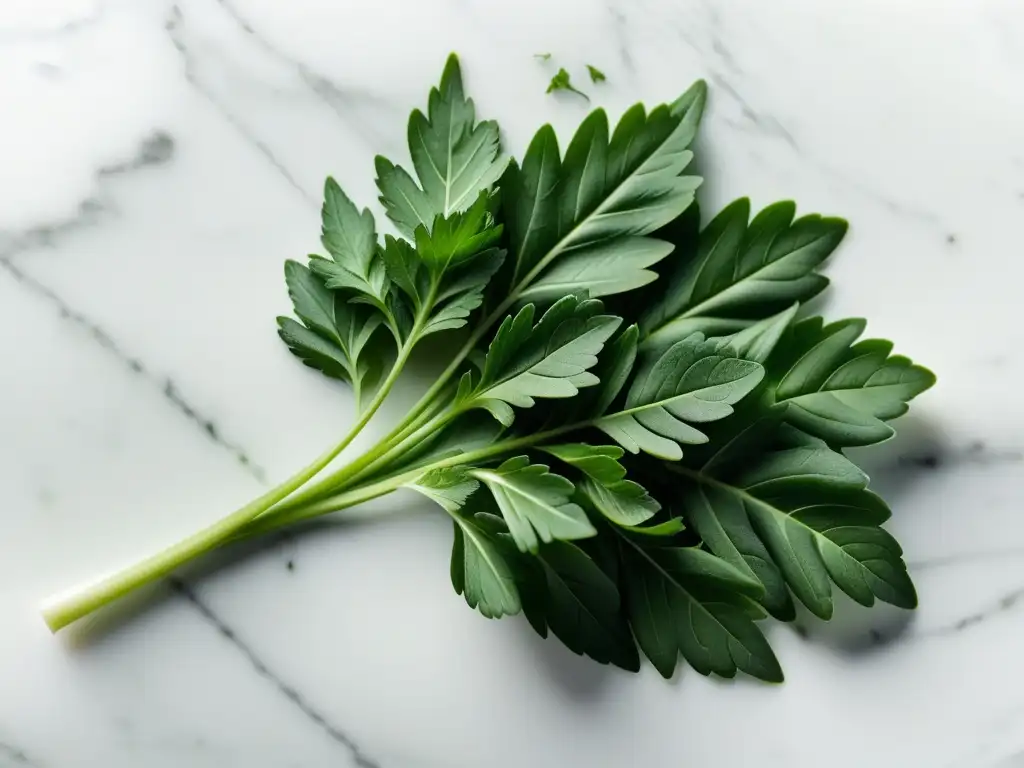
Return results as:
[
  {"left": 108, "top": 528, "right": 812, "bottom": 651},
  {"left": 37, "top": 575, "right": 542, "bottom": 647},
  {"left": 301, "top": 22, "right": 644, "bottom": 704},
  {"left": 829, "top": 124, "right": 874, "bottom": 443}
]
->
[
  {"left": 541, "top": 443, "right": 661, "bottom": 527},
  {"left": 618, "top": 538, "right": 782, "bottom": 681},
  {"left": 581, "top": 477, "right": 661, "bottom": 527},
  {"left": 590, "top": 325, "right": 639, "bottom": 414},
  {"left": 376, "top": 54, "right": 505, "bottom": 236},
  {"left": 619, "top": 518, "right": 686, "bottom": 537},
  {"left": 715, "top": 303, "right": 799, "bottom": 364},
  {"left": 767, "top": 317, "right": 937, "bottom": 446},
  {"left": 310, "top": 178, "right": 392, "bottom": 317},
  {"left": 540, "top": 443, "right": 627, "bottom": 483},
  {"left": 408, "top": 468, "right": 520, "bottom": 619},
  {"left": 502, "top": 83, "right": 706, "bottom": 302},
  {"left": 320, "top": 176, "right": 377, "bottom": 276},
  {"left": 596, "top": 333, "right": 764, "bottom": 460},
  {"left": 641, "top": 199, "right": 847, "bottom": 355},
  {"left": 409, "top": 467, "right": 479, "bottom": 512},
  {"left": 465, "top": 296, "right": 621, "bottom": 424},
  {"left": 471, "top": 456, "right": 596, "bottom": 553},
  {"left": 519, "top": 236, "right": 674, "bottom": 304}
]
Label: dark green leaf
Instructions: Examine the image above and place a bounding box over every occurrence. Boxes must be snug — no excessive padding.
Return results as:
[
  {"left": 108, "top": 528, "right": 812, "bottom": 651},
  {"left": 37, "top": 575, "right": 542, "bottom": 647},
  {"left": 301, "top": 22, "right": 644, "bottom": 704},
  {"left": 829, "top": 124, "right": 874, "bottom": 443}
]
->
[
  {"left": 670, "top": 426, "right": 916, "bottom": 620},
  {"left": 766, "top": 317, "right": 937, "bottom": 446},
  {"left": 618, "top": 538, "right": 782, "bottom": 681},
  {"left": 524, "top": 541, "right": 640, "bottom": 671},
  {"left": 586, "top": 64, "right": 607, "bottom": 84},
  {"left": 422, "top": 250, "right": 506, "bottom": 337},
  {"left": 277, "top": 260, "right": 386, "bottom": 403}
]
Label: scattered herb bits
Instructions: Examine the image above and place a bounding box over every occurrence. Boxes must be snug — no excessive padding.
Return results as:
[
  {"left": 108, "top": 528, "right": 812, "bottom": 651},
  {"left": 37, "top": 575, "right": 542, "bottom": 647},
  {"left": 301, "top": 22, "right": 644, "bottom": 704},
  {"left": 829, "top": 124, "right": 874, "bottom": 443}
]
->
[{"left": 546, "top": 67, "right": 590, "bottom": 100}]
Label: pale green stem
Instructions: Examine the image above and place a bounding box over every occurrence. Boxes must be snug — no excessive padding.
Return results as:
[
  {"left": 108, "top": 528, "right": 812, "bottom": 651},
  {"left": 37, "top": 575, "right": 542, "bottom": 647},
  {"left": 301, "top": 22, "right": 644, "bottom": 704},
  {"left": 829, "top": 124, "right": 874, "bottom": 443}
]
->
[
  {"left": 259, "top": 293, "right": 454, "bottom": 512},
  {"left": 40, "top": 328, "right": 420, "bottom": 633},
  {"left": 239, "top": 422, "right": 582, "bottom": 538}
]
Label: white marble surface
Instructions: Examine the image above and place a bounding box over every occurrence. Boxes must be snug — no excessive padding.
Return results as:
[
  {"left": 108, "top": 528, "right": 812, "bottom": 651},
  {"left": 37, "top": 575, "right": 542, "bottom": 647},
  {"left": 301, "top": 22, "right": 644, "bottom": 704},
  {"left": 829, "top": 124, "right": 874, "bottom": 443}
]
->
[{"left": 2, "top": 0, "right": 1023, "bottom": 766}]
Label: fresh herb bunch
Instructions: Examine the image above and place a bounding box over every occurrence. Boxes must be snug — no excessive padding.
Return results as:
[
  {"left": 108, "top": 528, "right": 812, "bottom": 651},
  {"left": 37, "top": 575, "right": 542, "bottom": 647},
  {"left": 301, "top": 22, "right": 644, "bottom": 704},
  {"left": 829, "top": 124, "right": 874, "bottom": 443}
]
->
[{"left": 42, "top": 55, "right": 934, "bottom": 682}]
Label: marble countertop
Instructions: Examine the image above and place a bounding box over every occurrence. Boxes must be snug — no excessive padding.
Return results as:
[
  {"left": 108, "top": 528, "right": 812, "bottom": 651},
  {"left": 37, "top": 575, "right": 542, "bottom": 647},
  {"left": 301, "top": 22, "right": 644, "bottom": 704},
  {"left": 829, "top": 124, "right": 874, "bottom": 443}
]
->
[{"left": 2, "top": 1, "right": 1023, "bottom": 766}]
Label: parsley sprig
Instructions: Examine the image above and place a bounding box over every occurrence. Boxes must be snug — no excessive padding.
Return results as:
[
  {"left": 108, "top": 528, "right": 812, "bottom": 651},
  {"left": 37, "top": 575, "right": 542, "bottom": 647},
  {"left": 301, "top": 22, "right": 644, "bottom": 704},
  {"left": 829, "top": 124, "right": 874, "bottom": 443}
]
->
[{"left": 42, "top": 55, "right": 934, "bottom": 683}]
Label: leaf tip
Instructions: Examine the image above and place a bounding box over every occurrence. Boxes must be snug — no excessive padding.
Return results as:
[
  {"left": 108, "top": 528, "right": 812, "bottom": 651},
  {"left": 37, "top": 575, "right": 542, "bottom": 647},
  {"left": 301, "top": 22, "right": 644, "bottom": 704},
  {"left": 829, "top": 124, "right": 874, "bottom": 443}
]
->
[
  {"left": 672, "top": 78, "right": 708, "bottom": 119},
  {"left": 441, "top": 52, "right": 463, "bottom": 91}
]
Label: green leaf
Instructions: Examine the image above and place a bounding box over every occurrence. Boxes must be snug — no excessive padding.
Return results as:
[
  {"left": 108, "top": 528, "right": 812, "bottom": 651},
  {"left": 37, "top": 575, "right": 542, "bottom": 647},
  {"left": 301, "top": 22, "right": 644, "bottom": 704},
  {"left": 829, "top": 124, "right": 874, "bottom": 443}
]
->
[
  {"left": 408, "top": 468, "right": 521, "bottom": 618},
  {"left": 380, "top": 194, "right": 507, "bottom": 341},
  {"left": 590, "top": 325, "right": 639, "bottom": 414},
  {"left": 581, "top": 477, "right": 661, "bottom": 526},
  {"left": 715, "top": 303, "right": 799, "bottom": 364},
  {"left": 558, "top": 324, "right": 639, "bottom": 426},
  {"left": 470, "top": 456, "right": 596, "bottom": 553},
  {"left": 672, "top": 424, "right": 916, "bottom": 620},
  {"left": 376, "top": 54, "right": 505, "bottom": 236},
  {"left": 641, "top": 199, "right": 847, "bottom": 355},
  {"left": 310, "top": 179, "right": 393, "bottom": 323},
  {"left": 540, "top": 443, "right": 627, "bottom": 483},
  {"left": 596, "top": 333, "right": 764, "bottom": 460},
  {"left": 463, "top": 296, "right": 621, "bottom": 425},
  {"left": 586, "top": 64, "right": 607, "bottom": 84},
  {"left": 519, "top": 236, "right": 674, "bottom": 304},
  {"left": 522, "top": 541, "right": 640, "bottom": 671},
  {"left": 277, "top": 260, "right": 385, "bottom": 401},
  {"left": 421, "top": 251, "right": 505, "bottom": 337},
  {"left": 409, "top": 466, "right": 479, "bottom": 512},
  {"left": 617, "top": 538, "right": 782, "bottom": 681},
  {"left": 546, "top": 67, "right": 589, "bottom": 100},
  {"left": 619, "top": 518, "right": 686, "bottom": 537},
  {"left": 766, "top": 317, "right": 937, "bottom": 446},
  {"left": 380, "top": 235, "right": 427, "bottom": 309},
  {"left": 414, "top": 191, "right": 503, "bottom": 274},
  {"left": 501, "top": 83, "right": 705, "bottom": 304},
  {"left": 541, "top": 443, "right": 661, "bottom": 526},
  {"left": 319, "top": 177, "right": 378, "bottom": 280},
  {"left": 684, "top": 482, "right": 796, "bottom": 621}
]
